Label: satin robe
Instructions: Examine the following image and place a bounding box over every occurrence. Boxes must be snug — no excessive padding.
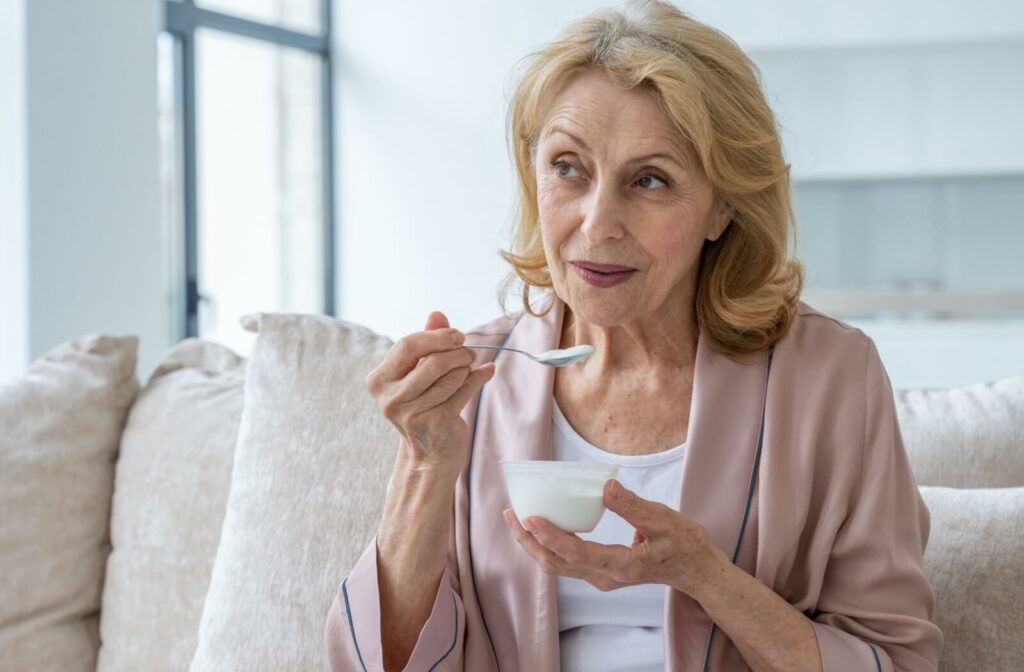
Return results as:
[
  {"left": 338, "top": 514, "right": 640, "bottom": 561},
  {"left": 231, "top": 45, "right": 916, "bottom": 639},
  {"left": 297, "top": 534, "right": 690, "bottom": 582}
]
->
[{"left": 326, "top": 295, "right": 942, "bottom": 671}]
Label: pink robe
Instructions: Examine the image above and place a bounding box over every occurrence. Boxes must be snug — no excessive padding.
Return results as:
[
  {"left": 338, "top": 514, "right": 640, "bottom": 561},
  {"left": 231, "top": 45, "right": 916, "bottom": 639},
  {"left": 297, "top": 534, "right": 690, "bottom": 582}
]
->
[{"left": 325, "top": 296, "right": 942, "bottom": 671}]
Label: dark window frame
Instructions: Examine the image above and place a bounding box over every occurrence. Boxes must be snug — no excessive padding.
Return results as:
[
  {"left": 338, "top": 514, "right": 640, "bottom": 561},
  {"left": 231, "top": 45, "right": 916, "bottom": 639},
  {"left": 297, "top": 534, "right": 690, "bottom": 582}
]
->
[{"left": 162, "top": 0, "right": 336, "bottom": 338}]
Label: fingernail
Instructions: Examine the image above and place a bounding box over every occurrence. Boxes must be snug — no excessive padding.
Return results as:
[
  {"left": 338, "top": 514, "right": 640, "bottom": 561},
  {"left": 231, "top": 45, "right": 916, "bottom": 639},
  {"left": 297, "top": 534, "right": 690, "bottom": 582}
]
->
[
  {"left": 524, "top": 519, "right": 537, "bottom": 534},
  {"left": 452, "top": 331, "right": 465, "bottom": 345},
  {"left": 502, "top": 510, "right": 512, "bottom": 524},
  {"left": 609, "top": 480, "right": 622, "bottom": 498}
]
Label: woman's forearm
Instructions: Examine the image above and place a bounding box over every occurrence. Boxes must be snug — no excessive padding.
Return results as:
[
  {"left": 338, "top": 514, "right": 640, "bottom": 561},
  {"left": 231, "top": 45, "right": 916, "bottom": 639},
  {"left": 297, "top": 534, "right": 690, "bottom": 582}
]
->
[
  {"left": 376, "top": 449, "right": 461, "bottom": 672},
  {"left": 685, "top": 547, "right": 823, "bottom": 672}
]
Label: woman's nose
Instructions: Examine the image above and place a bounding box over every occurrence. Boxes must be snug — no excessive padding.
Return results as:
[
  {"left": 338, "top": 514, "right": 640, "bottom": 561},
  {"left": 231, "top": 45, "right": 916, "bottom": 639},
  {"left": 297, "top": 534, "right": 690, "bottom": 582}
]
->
[{"left": 579, "top": 183, "right": 626, "bottom": 242}]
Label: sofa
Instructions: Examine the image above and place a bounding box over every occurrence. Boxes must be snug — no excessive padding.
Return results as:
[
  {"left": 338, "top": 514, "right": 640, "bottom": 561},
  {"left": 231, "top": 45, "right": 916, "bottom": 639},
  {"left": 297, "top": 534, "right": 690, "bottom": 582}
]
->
[{"left": 1, "top": 311, "right": 1022, "bottom": 672}]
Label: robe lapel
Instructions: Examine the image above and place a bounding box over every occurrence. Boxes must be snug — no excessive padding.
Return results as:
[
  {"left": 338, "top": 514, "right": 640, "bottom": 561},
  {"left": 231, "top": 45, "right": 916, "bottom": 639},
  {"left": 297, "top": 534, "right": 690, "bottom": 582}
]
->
[
  {"left": 665, "top": 337, "right": 772, "bottom": 671},
  {"left": 468, "top": 293, "right": 564, "bottom": 671}
]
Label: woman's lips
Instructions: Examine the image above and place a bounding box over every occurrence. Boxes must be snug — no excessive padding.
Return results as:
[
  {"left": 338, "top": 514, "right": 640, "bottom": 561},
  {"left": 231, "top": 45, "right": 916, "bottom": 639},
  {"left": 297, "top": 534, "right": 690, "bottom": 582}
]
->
[{"left": 570, "top": 261, "right": 637, "bottom": 288}]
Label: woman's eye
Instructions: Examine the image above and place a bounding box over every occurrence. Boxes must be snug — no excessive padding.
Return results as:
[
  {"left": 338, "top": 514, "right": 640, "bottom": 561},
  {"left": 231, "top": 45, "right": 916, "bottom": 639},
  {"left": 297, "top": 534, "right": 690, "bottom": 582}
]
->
[
  {"left": 636, "top": 174, "right": 668, "bottom": 190},
  {"left": 552, "top": 160, "right": 579, "bottom": 178},
  {"left": 549, "top": 160, "right": 667, "bottom": 189}
]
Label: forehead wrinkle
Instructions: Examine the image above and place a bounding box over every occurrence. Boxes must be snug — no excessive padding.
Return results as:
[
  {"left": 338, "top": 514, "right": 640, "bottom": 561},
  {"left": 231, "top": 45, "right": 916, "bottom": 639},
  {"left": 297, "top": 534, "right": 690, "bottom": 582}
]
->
[
  {"left": 541, "top": 116, "right": 694, "bottom": 173},
  {"left": 535, "top": 74, "right": 698, "bottom": 171}
]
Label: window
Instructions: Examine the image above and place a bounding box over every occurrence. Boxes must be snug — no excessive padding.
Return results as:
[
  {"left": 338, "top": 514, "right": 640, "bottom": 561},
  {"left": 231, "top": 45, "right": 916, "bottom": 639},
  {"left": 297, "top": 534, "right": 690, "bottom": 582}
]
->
[{"left": 160, "top": 0, "right": 335, "bottom": 354}]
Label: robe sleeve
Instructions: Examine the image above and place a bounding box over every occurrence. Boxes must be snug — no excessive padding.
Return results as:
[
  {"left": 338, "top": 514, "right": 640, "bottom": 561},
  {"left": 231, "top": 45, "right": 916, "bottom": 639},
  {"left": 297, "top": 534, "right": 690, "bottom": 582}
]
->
[
  {"left": 810, "top": 340, "right": 943, "bottom": 671},
  {"left": 324, "top": 536, "right": 466, "bottom": 672}
]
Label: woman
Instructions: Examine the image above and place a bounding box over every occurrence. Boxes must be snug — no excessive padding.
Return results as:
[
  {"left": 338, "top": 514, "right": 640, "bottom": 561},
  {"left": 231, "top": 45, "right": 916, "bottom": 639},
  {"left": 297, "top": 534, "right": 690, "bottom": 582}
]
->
[{"left": 326, "top": 1, "right": 942, "bottom": 670}]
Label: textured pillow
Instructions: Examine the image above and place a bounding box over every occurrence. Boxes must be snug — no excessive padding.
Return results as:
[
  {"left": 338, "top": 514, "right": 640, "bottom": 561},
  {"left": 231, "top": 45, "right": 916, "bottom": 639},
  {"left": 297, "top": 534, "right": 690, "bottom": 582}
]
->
[
  {"left": 897, "top": 377, "right": 1024, "bottom": 487},
  {"left": 0, "top": 335, "right": 139, "bottom": 671},
  {"left": 189, "top": 314, "right": 396, "bottom": 671},
  {"left": 97, "top": 339, "right": 246, "bottom": 671},
  {"left": 920, "top": 486, "right": 1024, "bottom": 672}
]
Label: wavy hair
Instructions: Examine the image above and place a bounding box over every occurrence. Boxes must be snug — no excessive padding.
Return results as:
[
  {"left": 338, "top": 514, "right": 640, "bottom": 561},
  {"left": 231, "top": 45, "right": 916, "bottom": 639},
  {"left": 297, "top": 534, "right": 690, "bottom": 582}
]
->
[{"left": 500, "top": 0, "right": 804, "bottom": 357}]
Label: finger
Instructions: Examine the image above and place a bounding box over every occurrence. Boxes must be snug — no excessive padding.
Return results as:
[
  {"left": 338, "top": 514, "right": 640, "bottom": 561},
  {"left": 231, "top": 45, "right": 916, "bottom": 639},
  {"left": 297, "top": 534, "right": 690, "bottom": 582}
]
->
[
  {"left": 403, "top": 359, "right": 481, "bottom": 412},
  {"left": 504, "top": 510, "right": 592, "bottom": 580},
  {"left": 508, "top": 513, "right": 629, "bottom": 590},
  {"left": 424, "top": 311, "right": 450, "bottom": 331},
  {"left": 390, "top": 347, "right": 477, "bottom": 403},
  {"left": 374, "top": 329, "right": 466, "bottom": 384},
  {"left": 524, "top": 516, "right": 633, "bottom": 575},
  {"left": 603, "top": 480, "right": 671, "bottom": 534},
  {"left": 436, "top": 362, "right": 496, "bottom": 416},
  {"left": 504, "top": 510, "right": 571, "bottom": 574}
]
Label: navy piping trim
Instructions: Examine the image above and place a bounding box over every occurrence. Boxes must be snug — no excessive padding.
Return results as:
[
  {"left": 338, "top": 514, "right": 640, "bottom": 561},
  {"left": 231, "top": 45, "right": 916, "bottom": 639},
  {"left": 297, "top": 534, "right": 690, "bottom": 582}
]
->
[
  {"left": 701, "top": 348, "right": 775, "bottom": 672},
  {"left": 869, "top": 644, "right": 882, "bottom": 671},
  {"left": 465, "top": 314, "right": 523, "bottom": 672},
  {"left": 341, "top": 578, "right": 369, "bottom": 672},
  {"left": 427, "top": 593, "right": 461, "bottom": 671},
  {"left": 702, "top": 625, "right": 719, "bottom": 672}
]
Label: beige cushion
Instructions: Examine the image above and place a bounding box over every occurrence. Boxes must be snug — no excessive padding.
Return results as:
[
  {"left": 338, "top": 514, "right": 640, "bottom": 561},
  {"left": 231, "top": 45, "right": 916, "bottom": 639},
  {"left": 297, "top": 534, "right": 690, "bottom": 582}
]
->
[
  {"left": 920, "top": 486, "right": 1024, "bottom": 672},
  {"left": 189, "top": 314, "right": 396, "bottom": 671},
  {"left": 898, "top": 377, "right": 1024, "bottom": 487},
  {"left": 97, "top": 340, "right": 245, "bottom": 671},
  {"left": 0, "top": 335, "right": 139, "bottom": 671}
]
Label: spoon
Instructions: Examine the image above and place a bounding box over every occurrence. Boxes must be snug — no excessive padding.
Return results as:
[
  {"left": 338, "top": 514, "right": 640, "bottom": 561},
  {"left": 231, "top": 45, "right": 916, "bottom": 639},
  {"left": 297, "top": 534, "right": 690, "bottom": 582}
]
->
[{"left": 463, "top": 343, "right": 595, "bottom": 367}]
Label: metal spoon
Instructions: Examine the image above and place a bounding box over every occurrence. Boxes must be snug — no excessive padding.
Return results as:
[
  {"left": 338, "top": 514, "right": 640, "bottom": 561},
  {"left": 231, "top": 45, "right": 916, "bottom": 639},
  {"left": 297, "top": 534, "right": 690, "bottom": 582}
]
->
[{"left": 463, "top": 343, "right": 595, "bottom": 367}]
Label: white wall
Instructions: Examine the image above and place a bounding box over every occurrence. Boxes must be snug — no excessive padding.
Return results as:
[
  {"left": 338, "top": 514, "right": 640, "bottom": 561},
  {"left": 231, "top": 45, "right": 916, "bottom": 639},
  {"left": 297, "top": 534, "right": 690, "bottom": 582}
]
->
[
  {"left": 332, "top": 0, "right": 1024, "bottom": 389},
  {"left": 333, "top": 2, "right": 532, "bottom": 339},
  {"left": 757, "top": 41, "right": 1024, "bottom": 181},
  {"left": 0, "top": 0, "right": 29, "bottom": 382},
  {"left": 0, "top": 0, "right": 168, "bottom": 383},
  {"left": 3, "top": 0, "right": 1020, "bottom": 388},
  {"left": 675, "top": 0, "right": 1024, "bottom": 49}
]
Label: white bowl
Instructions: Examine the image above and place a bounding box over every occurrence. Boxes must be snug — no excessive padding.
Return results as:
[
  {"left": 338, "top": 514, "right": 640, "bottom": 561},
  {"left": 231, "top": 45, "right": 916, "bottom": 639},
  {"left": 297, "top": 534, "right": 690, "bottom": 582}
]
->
[{"left": 500, "top": 460, "right": 619, "bottom": 533}]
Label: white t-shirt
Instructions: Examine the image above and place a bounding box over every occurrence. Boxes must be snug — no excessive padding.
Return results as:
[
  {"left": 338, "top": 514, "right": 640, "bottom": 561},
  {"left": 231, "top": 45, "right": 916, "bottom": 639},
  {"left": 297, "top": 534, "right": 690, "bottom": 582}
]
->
[{"left": 552, "top": 399, "right": 687, "bottom": 672}]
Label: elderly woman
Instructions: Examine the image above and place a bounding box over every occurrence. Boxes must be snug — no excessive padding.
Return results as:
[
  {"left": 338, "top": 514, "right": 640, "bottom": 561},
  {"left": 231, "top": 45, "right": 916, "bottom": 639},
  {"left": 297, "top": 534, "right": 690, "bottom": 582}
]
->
[{"left": 325, "top": 1, "right": 942, "bottom": 670}]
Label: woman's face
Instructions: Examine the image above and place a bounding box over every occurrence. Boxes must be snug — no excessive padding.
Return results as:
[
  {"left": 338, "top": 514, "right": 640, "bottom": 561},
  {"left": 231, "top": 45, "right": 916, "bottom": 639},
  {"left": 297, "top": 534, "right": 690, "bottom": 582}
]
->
[{"left": 534, "top": 69, "right": 732, "bottom": 327}]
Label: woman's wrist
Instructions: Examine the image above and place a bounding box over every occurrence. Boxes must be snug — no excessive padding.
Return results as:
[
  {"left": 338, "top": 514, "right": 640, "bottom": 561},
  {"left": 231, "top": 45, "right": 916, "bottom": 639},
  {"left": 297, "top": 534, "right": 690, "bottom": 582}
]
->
[
  {"left": 378, "top": 448, "right": 460, "bottom": 556},
  {"left": 677, "top": 545, "right": 824, "bottom": 672},
  {"left": 673, "top": 540, "right": 731, "bottom": 604},
  {"left": 395, "top": 439, "right": 465, "bottom": 482}
]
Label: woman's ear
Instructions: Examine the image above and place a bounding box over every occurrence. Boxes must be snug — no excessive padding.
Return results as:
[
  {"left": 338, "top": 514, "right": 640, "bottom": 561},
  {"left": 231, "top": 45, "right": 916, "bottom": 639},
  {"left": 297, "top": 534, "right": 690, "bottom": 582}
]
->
[{"left": 706, "top": 199, "right": 734, "bottom": 242}]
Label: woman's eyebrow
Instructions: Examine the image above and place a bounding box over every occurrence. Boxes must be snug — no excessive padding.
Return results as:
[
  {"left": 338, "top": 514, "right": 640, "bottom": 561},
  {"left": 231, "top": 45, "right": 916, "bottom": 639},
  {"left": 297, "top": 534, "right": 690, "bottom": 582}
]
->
[
  {"left": 543, "top": 126, "right": 688, "bottom": 170},
  {"left": 624, "top": 152, "right": 686, "bottom": 169},
  {"left": 545, "top": 126, "right": 591, "bottom": 152}
]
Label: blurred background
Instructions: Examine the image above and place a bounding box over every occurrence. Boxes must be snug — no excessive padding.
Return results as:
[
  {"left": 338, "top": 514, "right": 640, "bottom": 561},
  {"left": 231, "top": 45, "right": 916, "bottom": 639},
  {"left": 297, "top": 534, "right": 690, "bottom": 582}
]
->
[{"left": 2, "top": 0, "right": 1023, "bottom": 389}]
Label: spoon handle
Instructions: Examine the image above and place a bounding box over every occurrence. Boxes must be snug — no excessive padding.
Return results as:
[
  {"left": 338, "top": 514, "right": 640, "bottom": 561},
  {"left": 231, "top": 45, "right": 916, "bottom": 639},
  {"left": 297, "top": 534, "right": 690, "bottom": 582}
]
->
[{"left": 462, "top": 344, "right": 531, "bottom": 358}]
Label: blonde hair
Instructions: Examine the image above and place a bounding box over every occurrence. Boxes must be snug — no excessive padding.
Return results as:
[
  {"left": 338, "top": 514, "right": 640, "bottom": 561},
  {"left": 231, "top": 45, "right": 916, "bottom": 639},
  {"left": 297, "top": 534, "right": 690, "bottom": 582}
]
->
[{"left": 500, "top": 0, "right": 804, "bottom": 357}]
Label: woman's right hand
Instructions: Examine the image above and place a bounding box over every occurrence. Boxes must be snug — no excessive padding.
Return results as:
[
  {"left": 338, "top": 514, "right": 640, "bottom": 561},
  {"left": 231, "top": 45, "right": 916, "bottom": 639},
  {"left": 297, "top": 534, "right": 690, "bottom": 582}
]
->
[{"left": 366, "top": 310, "right": 496, "bottom": 474}]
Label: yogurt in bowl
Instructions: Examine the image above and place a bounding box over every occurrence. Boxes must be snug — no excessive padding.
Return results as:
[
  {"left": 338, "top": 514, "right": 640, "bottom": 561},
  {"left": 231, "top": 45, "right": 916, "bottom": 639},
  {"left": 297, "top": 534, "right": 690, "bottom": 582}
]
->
[{"left": 500, "top": 460, "right": 619, "bottom": 533}]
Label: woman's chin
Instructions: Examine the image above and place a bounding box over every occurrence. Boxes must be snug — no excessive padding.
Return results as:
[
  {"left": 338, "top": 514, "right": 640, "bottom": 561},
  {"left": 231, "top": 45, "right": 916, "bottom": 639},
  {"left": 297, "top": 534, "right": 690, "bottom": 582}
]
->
[{"left": 563, "top": 296, "right": 640, "bottom": 328}]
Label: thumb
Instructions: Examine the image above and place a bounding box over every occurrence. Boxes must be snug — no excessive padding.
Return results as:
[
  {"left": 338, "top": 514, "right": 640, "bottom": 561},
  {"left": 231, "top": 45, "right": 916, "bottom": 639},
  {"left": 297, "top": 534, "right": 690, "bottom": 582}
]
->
[
  {"left": 604, "top": 479, "right": 657, "bottom": 531},
  {"left": 425, "top": 310, "right": 450, "bottom": 331}
]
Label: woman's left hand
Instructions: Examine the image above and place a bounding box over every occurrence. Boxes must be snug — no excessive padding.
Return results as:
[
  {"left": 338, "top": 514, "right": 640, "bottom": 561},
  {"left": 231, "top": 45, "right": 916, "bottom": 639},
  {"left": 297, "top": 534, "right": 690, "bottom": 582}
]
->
[{"left": 503, "top": 479, "right": 724, "bottom": 596}]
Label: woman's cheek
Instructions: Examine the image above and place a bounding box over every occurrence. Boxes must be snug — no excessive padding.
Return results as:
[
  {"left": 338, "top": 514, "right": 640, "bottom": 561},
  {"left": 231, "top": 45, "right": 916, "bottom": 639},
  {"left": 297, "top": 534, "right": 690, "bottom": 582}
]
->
[
  {"left": 649, "top": 219, "right": 696, "bottom": 257},
  {"left": 536, "top": 177, "right": 564, "bottom": 216},
  {"left": 538, "top": 195, "right": 577, "bottom": 246}
]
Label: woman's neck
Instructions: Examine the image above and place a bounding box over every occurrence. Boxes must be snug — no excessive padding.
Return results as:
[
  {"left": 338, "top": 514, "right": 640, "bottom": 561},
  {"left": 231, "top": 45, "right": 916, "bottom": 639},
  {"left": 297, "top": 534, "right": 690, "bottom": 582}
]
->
[
  {"left": 553, "top": 296, "right": 697, "bottom": 454},
  {"left": 558, "top": 299, "right": 699, "bottom": 379}
]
